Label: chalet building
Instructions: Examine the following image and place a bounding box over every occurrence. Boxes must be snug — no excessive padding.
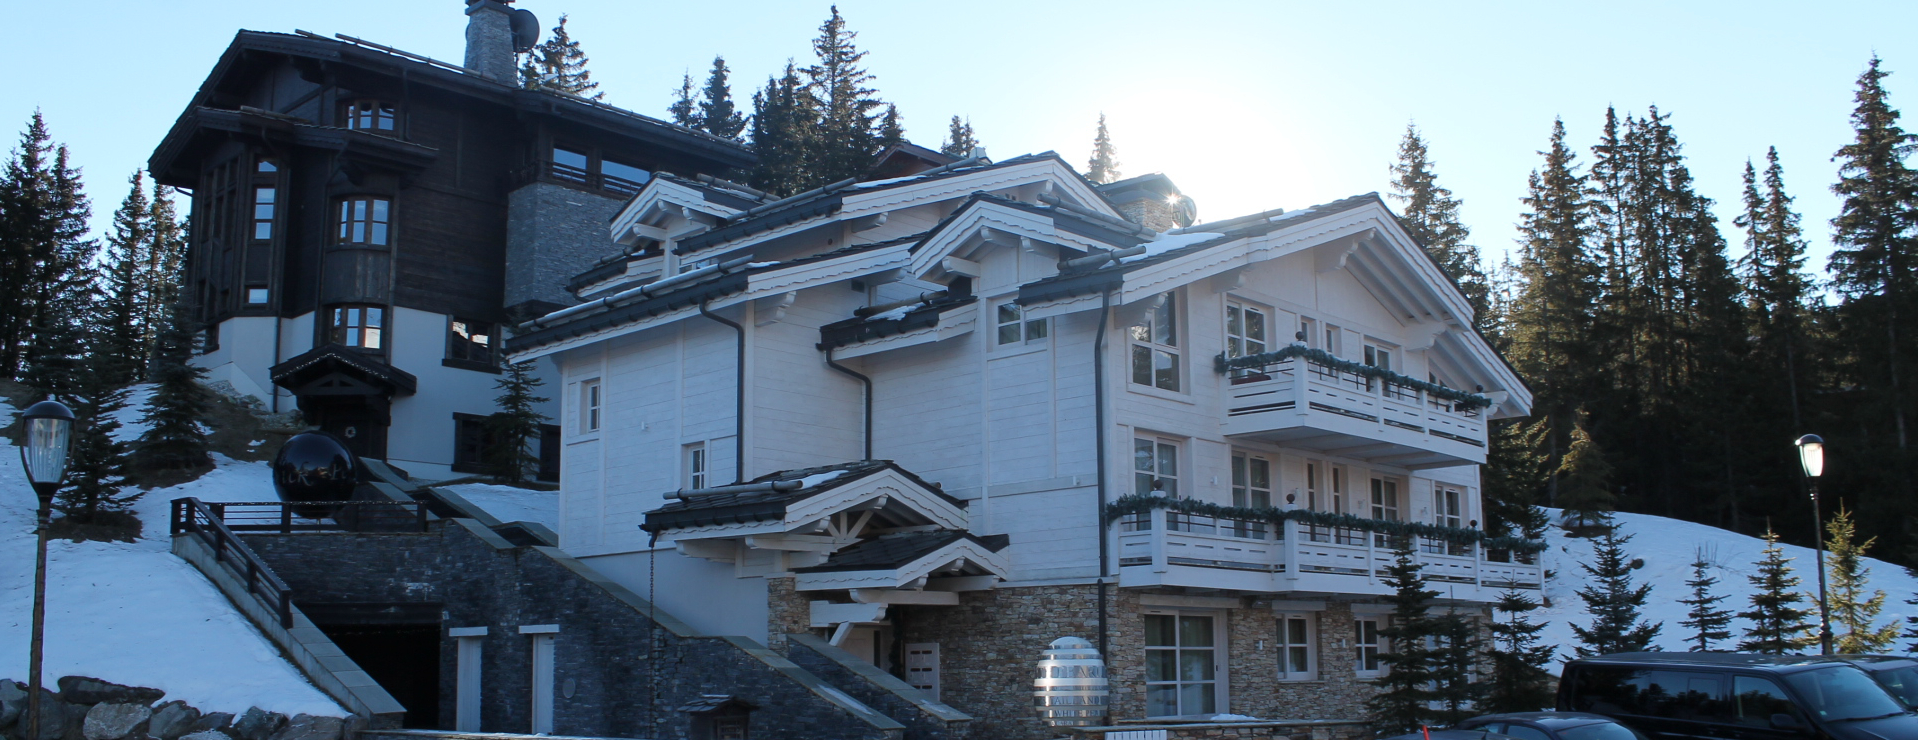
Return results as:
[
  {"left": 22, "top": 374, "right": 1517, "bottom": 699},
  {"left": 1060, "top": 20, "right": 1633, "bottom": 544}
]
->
[
  {"left": 506, "top": 148, "right": 1543, "bottom": 737},
  {"left": 147, "top": 0, "right": 752, "bottom": 478}
]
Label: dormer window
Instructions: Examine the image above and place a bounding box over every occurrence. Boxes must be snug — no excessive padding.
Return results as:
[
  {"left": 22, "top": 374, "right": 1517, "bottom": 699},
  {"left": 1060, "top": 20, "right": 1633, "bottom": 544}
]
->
[{"left": 344, "top": 100, "right": 396, "bottom": 132}]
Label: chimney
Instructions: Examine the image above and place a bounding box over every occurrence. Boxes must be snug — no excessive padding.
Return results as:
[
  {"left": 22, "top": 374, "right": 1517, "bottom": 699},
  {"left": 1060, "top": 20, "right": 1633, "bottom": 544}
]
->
[
  {"left": 465, "top": 0, "right": 516, "bottom": 82},
  {"left": 1099, "top": 174, "right": 1196, "bottom": 233}
]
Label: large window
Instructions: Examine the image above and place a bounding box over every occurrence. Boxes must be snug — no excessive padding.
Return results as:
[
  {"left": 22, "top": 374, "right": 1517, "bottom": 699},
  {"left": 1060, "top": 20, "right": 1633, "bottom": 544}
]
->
[
  {"left": 1145, "top": 613, "right": 1218, "bottom": 717},
  {"left": 344, "top": 99, "right": 396, "bottom": 132},
  {"left": 1355, "top": 617, "right": 1386, "bottom": 677},
  {"left": 996, "top": 302, "right": 1047, "bottom": 345},
  {"left": 1225, "top": 301, "right": 1267, "bottom": 382},
  {"left": 1277, "top": 613, "right": 1316, "bottom": 681},
  {"left": 447, "top": 319, "right": 496, "bottom": 367},
  {"left": 328, "top": 305, "right": 385, "bottom": 349},
  {"left": 1133, "top": 436, "right": 1179, "bottom": 497},
  {"left": 336, "top": 197, "right": 391, "bottom": 246},
  {"left": 1129, "top": 292, "right": 1179, "bottom": 391}
]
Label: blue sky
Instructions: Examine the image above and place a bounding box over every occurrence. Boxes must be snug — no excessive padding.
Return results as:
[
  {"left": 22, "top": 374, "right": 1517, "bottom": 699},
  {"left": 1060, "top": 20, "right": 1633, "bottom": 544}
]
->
[{"left": 6, "top": 1, "right": 1913, "bottom": 284}]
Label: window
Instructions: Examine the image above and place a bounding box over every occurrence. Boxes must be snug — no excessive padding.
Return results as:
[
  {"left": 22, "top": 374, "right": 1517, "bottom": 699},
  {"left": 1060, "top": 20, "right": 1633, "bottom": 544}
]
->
[
  {"left": 1145, "top": 613, "right": 1218, "bottom": 717},
  {"left": 1435, "top": 487, "right": 1462, "bottom": 528},
  {"left": 1277, "top": 613, "right": 1316, "bottom": 681},
  {"left": 1324, "top": 324, "right": 1342, "bottom": 356},
  {"left": 252, "top": 186, "right": 276, "bottom": 240},
  {"left": 551, "top": 146, "right": 590, "bottom": 182},
  {"left": 580, "top": 380, "right": 601, "bottom": 433},
  {"left": 246, "top": 288, "right": 270, "bottom": 305},
  {"left": 257, "top": 158, "right": 278, "bottom": 173},
  {"left": 1732, "top": 676, "right": 1798, "bottom": 728},
  {"left": 684, "top": 443, "right": 708, "bottom": 490},
  {"left": 447, "top": 319, "right": 495, "bottom": 366},
  {"left": 1225, "top": 301, "right": 1268, "bottom": 381},
  {"left": 996, "top": 302, "right": 1047, "bottom": 345},
  {"left": 1133, "top": 436, "right": 1179, "bottom": 497},
  {"left": 336, "top": 197, "right": 391, "bottom": 246},
  {"left": 328, "top": 305, "right": 385, "bottom": 349},
  {"left": 1355, "top": 618, "right": 1386, "bottom": 676},
  {"left": 452, "top": 413, "right": 492, "bottom": 474},
  {"left": 1370, "top": 478, "right": 1399, "bottom": 521},
  {"left": 1129, "top": 292, "right": 1179, "bottom": 391},
  {"left": 344, "top": 99, "right": 396, "bottom": 131},
  {"left": 1231, "top": 452, "right": 1271, "bottom": 509}
]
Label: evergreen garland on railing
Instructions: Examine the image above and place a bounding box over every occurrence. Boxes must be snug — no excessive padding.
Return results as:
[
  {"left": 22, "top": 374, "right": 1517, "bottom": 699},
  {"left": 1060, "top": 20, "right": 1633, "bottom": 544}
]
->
[
  {"left": 1104, "top": 493, "right": 1547, "bottom": 553},
  {"left": 1213, "top": 345, "right": 1494, "bottom": 409}
]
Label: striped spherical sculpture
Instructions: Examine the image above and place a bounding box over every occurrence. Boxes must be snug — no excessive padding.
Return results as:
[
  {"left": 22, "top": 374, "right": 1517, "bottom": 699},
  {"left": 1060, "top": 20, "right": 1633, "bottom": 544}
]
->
[{"left": 1034, "top": 636, "right": 1108, "bottom": 727}]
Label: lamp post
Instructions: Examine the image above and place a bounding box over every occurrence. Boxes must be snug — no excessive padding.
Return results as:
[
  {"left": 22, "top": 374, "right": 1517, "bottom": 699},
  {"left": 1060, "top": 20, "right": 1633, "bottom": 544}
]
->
[
  {"left": 19, "top": 400, "right": 75, "bottom": 740},
  {"left": 1795, "top": 434, "right": 1832, "bottom": 655}
]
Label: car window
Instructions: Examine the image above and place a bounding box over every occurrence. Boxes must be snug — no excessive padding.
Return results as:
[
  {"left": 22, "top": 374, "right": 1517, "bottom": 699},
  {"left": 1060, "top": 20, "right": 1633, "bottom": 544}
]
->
[
  {"left": 1783, "top": 666, "right": 1908, "bottom": 721},
  {"left": 1732, "top": 676, "right": 1800, "bottom": 727},
  {"left": 1871, "top": 664, "right": 1916, "bottom": 709},
  {"left": 1501, "top": 723, "right": 1552, "bottom": 740},
  {"left": 1559, "top": 721, "right": 1651, "bottom": 740}
]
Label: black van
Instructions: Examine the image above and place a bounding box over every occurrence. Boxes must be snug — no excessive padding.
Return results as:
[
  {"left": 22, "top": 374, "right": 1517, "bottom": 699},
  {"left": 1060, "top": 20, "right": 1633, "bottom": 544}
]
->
[{"left": 1558, "top": 652, "right": 1915, "bottom": 740}]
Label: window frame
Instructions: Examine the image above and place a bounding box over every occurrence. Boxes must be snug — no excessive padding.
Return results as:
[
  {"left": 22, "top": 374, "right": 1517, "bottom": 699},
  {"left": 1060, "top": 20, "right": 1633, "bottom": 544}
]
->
[
  {"left": 1276, "top": 612, "right": 1318, "bottom": 681},
  {"left": 579, "top": 379, "right": 602, "bottom": 434},
  {"left": 1132, "top": 435, "right": 1181, "bottom": 498},
  {"left": 1354, "top": 616, "right": 1387, "bottom": 677},
  {"left": 334, "top": 196, "right": 393, "bottom": 247},
  {"left": 994, "top": 301, "right": 1048, "bottom": 347},
  {"left": 445, "top": 317, "right": 500, "bottom": 372},
  {"left": 342, "top": 99, "right": 398, "bottom": 132},
  {"left": 326, "top": 304, "right": 387, "bottom": 350},
  {"left": 684, "top": 442, "right": 708, "bottom": 490},
  {"left": 1224, "top": 299, "right": 1269, "bottom": 381},
  {"left": 451, "top": 412, "right": 493, "bottom": 475},
  {"left": 1129, "top": 292, "right": 1181, "bottom": 392},
  {"left": 1143, "top": 610, "right": 1224, "bottom": 717}
]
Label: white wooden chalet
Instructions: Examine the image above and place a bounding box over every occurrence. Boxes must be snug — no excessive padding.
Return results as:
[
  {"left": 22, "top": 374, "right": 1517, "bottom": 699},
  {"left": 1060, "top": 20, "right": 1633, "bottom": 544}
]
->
[{"left": 505, "top": 150, "right": 1540, "bottom": 729}]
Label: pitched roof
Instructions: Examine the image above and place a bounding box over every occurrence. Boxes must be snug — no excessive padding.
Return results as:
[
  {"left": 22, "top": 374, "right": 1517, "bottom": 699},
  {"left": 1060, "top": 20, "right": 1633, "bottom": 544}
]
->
[
  {"left": 269, "top": 344, "right": 419, "bottom": 396},
  {"left": 793, "top": 531, "right": 1010, "bottom": 573},
  {"left": 641, "top": 460, "right": 963, "bottom": 533}
]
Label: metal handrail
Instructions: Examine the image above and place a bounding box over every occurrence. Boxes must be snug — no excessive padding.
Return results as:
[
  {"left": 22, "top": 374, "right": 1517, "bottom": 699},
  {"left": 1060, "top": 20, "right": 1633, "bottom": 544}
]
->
[
  {"left": 170, "top": 498, "right": 295, "bottom": 628},
  {"left": 185, "top": 500, "right": 428, "bottom": 534}
]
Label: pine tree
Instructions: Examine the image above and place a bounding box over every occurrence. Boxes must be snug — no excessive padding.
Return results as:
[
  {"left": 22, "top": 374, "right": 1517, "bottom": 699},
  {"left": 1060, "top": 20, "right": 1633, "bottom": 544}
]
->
[
  {"left": 804, "top": 6, "right": 886, "bottom": 185},
  {"left": 486, "top": 359, "right": 551, "bottom": 484},
  {"left": 876, "top": 104, "right": 904, "bottom": 152},
  {"left": 1366, "top": 542, "right": 1442, "bottom": 734},
  {"left": 1482, "top": 416, "right": 1550, "bottom": 542},
  {"left": 1483, "top": 590, "right": 1555, "bottom": 713},
  {"left": 1556, "top": 413, "right": 1614, "bottom": 530},
  {"left": 940, "top": 116, "right": 977, "bottom": 158},
  {"left": 1824, "top": 506, "right": 1900, "bottom": 653},
  {"left": 135, "top": 296, "right": 212, "bottom": 471},
  {"left": 748, "top": 62, "right": 817, "bottom": 196},
  {"left": 98, "top": 170, "right": 152, "bottom": 386},
  {"left": 1430, "top": 609, "right": 1486, "bottom": 725},
  {"left": 518, "top": 15, "right": 601, "bottom": 100},
  {"left": 696, "top": 56, "right": 747, "bottom": 141},
  {"left": 1737, "top": 527, "right": 1817, "bottom": 654},
  {"left": 142, "top": 180, "right": 186, "bottom": 369},
  {"left": 55, "top": 352, "right": 135, "bottom": 525},
  {"left": 1571, "top": 523, "right": 1662, "bottom": 656},
  {"left": 19, "top": 144, "right": 96, "bottom": 401},
  {"left": 1677, "top": 551, "right": 1734, "bottom": 651},
  {"left": 1735, "top": 149, "right": 1814, "bottom": 429},
  {"left": 1087, "top": 113, "right": 1120, "bottom": 184},
  {"left": 667, "top": 71, "right": 700, "bottom": 128},
  {"left": 1391, "top": 123, "right": 1491, "bottom": 332}
]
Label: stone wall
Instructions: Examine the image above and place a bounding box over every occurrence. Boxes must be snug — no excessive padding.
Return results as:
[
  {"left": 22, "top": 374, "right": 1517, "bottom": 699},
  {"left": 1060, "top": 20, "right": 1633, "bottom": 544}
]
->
[
  {"left": 0, "top": 677, "right": 346, "bottom": 740},
  {"left": 504, "top": 181, "right": 623, "bottom": 310},
  {"left": 1235, "top": 601, "right": 1378, "bottom": 719},
  {"left": 765, "top": 576, "right": 812, "bottom": 653},
  {"left": 240, "top": 520, "right": 904, "bottom": 740}
]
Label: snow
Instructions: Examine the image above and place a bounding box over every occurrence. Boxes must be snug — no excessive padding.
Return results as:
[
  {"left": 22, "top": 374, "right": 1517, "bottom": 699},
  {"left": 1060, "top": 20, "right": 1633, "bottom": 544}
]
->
[
  {"left": 1120, "top": 232, "right": 1225, "bottom": 263},
  {"left": 437, "top": 482, "right": 558, "bottom": 530},
  {"left": 1208, "top": 713, "right": 1263, "bottom": 721},
  {"left": 0, "top": 449, "right": 343, "bottom": 716},
  {"left": 1527, "top": 508, "right": 1917, "bottom": 665},
  {"left": 866, "top": 304, "right": 918, "bottom": 321},
  {"left": 797, "top": 470, "right": 851, "bottom": 488},
  {"left": 105, "top": 384, "right": 155, "bottom": 443}
]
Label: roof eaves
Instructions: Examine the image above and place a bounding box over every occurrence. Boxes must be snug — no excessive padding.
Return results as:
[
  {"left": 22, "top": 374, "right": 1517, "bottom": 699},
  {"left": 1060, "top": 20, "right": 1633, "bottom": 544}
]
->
[{"left": 505, "top": 271, "right": 750, "bottom": 354}]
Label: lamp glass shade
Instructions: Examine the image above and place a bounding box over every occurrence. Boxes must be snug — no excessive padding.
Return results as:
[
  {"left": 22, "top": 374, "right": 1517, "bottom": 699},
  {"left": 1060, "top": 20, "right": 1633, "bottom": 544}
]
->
[
  {"left": 21, "top": 408, "right": 75, "bottom": 486},
  {"left": 1795, "top": 434, "right": 1824, "bottom": 478}
]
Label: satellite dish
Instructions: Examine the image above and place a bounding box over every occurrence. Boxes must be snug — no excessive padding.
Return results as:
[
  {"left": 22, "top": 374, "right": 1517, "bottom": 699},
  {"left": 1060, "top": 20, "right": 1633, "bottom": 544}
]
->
[{"left": 510, "top": 9, "right": 541, "bottom": 53}]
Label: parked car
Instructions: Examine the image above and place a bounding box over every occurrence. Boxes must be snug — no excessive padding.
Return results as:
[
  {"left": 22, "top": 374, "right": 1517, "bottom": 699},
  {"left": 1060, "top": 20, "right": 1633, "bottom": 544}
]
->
[
  {"left": 1455, "top": 711, "right": 1651, "bottom": 740},
  {"left": 1378, "top": 728, "right": 1526, "bottom": 740},
  {"left": 1835, "top": 654, "right": 1917, "bottom": 709},
  {"left": 1559, "top": 652, "right": 1915, "bottom": 740}
]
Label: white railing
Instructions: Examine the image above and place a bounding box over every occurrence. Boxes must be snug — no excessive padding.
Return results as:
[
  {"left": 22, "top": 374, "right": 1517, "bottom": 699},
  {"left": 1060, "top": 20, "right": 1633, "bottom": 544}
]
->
[
  {"left": 1223, "top": 357, "right": 1487, "bottom": 451},
  {"left": 1115, "top": 508, "right": 1542, "bottom": 596}
]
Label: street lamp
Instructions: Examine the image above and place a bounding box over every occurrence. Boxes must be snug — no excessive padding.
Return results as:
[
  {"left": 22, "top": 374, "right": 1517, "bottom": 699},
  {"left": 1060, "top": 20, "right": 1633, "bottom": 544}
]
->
[
  {"left": 19, "top": 399, "right": 75, "bottom": 740},
  {"left": 1795, "top": 433, "right": 1832, "bottom": 655}
]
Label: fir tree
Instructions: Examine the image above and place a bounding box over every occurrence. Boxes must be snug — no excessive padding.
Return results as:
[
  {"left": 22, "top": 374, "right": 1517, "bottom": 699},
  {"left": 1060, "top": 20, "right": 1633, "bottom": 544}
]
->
[
  {"left": 1571, "top": 523, "right": 1662, "bottom": 656},
  {"left": 1430, "top": 609, "right": 1486, "bottom": 726},
  {"left": 0, "top": 113, "right": 84, "bottom": 382},
  {"left": 1677, "top": 551, "right": 1734, "bottom": 651},
  {"left": 486, "top": 359, "right": 551, "bottom": 484},
  {"left": 667, "top": 72, "right": 700, "bottom": 128},
  {"left": 1482, "top": 416, "right": 1550, "bottom": 542},
  {"left": 1391, "top": 123, "right": 1491, "bottom": 331},
  {"left": 1737, "top": 527, "right": 1817, "bottom": 654},
  {"left": 1824, "top": 506, "right": 1901, "bottom": 653},
  {"left": 19, "top": 144, "right": 96, "bottom": 401},
  {"left": 876, "top": 104, "right": 904, "bottom": 152},
  {"left": 1087, "top": 113, "right": 1120, "bottom": 184},
  {"left": 748, "top": 62, "right": 816, "bottom": 196},
  {"left": 135, "top": 296, "right": 211, "bottom": 471},
  {"left": 142, "top": 180, "right": 186, "bottom": 367},
  {"left": 55, "top": 353, "right": 134, "bottom": 525},
  {"left": 519, "top": 15, "right": 601, "bottom": 100},
  {"left": 1483, "top": 590, "right": 1555, "bottom": 713},
  {"left": 804, "top": 6, "right": 886, "bottom": 184},
  {"left": 98, "top": 170, "right": 152, "bottom": 386},
  {"left": 1366, "top": 542, "right": 1442, "bottom": 734},
  {"left": 1734, "top": 148, "right": 1814, "bottom": 430},
  {"left": 940, "top": 116, "right": 978, "bottom": 158},
  {"left": 696, "top": 56, "right": 747, "bottom": 141},
  {"left": 1556, "top": 413, "right": 1614, "bottom": 530}
]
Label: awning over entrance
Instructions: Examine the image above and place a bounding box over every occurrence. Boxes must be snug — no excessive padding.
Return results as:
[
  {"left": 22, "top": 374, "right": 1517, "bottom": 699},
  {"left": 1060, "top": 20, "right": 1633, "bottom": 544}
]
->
[{"left": 271, "top": 344, "right": 419, "bottom": 398}]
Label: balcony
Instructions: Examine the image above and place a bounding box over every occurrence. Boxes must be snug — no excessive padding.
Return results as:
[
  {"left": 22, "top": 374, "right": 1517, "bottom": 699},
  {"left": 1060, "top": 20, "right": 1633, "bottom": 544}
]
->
[
  {"left": 1112, "top": 508, "right": 1542, "bottom": 600},
  {"left": 1220, "top": 351, "right": 1489, "bottom": 469}
]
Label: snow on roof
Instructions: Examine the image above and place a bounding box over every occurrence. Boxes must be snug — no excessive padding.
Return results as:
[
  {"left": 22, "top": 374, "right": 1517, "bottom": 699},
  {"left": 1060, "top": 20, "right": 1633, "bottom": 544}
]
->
[
  {"left": 436, "top": 482, "right": 559, "bottom": 531},
  {"left": 1119, "top": 231, "right": 1226, "bottom": 263},
  {"left": 0, "top": 452, "right": 343, "bottom": 716}
]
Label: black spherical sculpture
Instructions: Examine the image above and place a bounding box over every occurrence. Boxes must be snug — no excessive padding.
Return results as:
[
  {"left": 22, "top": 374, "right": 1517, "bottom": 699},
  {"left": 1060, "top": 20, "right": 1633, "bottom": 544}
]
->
[{"left": 273, "top": 432, "right": 359, "bottom": 511}]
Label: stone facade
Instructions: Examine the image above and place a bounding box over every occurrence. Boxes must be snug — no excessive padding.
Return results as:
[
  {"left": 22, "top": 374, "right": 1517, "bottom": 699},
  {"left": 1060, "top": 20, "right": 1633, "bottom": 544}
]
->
[
  {"left": 766, "top": 576, "right": 812, "bottom": 653},
  {"left": 504, "top": 182, "right": 624, "bottom": 310},
  {"left": 240, "top": 521, "right": 905, "bottom": 740}
]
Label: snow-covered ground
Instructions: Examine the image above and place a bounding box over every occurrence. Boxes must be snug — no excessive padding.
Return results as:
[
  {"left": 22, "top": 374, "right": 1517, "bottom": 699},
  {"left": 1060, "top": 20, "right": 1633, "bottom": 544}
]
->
[
  {"left": 436, "top": 481, "right": 558, "bottom": 530},
  {"left": 1, "top": 397, "right": 341, "bottom": 715},
  {"left": 1530, "top": 508, "right": 1917, "bottom": 663}
]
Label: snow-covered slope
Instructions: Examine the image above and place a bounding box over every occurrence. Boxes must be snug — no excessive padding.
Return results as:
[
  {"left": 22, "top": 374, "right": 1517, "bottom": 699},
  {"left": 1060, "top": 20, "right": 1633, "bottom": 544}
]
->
[
  {"left": 1532, "top": 508, "right": 1917, "bottom": 664},
  {"left": 437, "top": 481, "right": 558, "bottom": 530},
  {"left": 0, "top": 399, "right": 342, "bottom": 715}
]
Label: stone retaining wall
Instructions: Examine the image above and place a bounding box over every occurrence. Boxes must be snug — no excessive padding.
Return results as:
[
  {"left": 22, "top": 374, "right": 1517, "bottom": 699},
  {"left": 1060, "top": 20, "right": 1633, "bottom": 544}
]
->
[{"left": 0, "top": 676, "right": 348, "bottom": 740}]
